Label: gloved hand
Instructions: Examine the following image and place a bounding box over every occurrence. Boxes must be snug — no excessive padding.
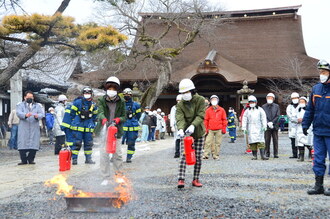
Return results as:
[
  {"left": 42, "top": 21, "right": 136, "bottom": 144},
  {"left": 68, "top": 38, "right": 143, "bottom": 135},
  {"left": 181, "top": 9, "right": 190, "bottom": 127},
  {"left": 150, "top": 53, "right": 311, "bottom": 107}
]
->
[
  {"left": 267, "top": 122, "right": 274, "bottom": 129},
  {"left": 113, "top": 117, "right": 120, "bottom": 125},
  {"left": 102, "top": 118, "right": 108, "bottom": 126},
  {"left": 222, "top": 129, "right": 226, "bottom": 134},
  {"left": 185, "top": 125, "right": 195, "bottom": 135},
  {"left": 171, "top": 126, "right": 176, "bottom": 132},
  {"left": 177, "top": 129, "right": 184, "bottom": 138},
  {"left": 303, "top": 128, "right": 309, "bottom": 136}
]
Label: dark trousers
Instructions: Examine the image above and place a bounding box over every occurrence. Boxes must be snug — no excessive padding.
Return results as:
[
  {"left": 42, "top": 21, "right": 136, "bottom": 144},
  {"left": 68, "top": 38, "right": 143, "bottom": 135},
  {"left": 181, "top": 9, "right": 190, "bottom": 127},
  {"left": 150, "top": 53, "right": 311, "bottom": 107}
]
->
[
  {"left": 125, "top": 131, "right": 138, "bottom": 159},
  {"left": 265, "top": 129, "right": 279, "bottom": 157},
  {"left": 290, "top": 138, "right": 297, "bottom": 157},
  {"left": 55, "top": 135, "right": 65, "bottom": 155},
  {"left": 19, "top": 149, "right": 37, "bottom": 164}
]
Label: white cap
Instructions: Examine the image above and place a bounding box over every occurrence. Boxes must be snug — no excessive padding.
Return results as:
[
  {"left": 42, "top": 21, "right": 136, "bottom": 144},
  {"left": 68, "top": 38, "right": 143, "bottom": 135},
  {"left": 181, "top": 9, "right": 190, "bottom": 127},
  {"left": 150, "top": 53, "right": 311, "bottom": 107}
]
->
[
  {"left": 248, "top": 95, "right": 257, "bottom": 102},
  {"left": 291, "top": 92, "right": 299, "bottom": 99},
  {"left": 58, "top": 94, "right": 67, "bottom": 102},
  {"left": 48, "top": 107, "right": 54, "bottom": 112},
  {"left": 106, "top": 76, "right": 120, "bottom": 86},
  {"left": 179, "top": 79, "right": 195, "bottom": 93},
  {"left": 157, "top": 108, "right": 161, "bottom": 112},
  {"left": 266, "top": 93, "right": 275, "bottom": 99},
  {"left": 176, "top": 94, "right": 183, "bottom": 101},
  {"left": 210, "top": 95, "right": 219, "bottom": 100},
  {"left": 299, "top": 96, "right": 308, "bottom": 102},
  {"left": 161, "top": 112, "right": 165, "bottom": 116}
]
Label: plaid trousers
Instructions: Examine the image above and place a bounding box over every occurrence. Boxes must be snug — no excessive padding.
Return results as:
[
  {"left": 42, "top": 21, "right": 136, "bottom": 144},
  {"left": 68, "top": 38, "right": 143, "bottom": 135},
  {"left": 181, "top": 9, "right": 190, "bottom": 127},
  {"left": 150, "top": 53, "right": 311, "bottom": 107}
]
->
[{"left": 178, "top": 136, "right": 204, "bottom": 181}]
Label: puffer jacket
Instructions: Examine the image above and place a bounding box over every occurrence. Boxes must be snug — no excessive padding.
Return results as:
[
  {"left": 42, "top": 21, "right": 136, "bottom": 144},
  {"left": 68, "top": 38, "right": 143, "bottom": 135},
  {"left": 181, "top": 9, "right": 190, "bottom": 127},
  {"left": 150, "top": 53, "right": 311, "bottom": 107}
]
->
[{"left": 204, "top": 106, "right": 227, "bottom": 132}]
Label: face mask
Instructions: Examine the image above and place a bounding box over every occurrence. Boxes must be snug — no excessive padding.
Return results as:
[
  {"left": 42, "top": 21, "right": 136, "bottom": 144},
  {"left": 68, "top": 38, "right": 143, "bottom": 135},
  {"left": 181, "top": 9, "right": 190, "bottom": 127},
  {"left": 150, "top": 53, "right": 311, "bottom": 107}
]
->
[
  {"left": 267, "top": 99, "right": 273, "bottom": 104},
  {"left": 50, "top": 111, "right": 55, "bottom": 114},
  {"left": 84, "top": 94, "right": 92, "bottom": 99},
  {"left": 299, "top": 103, "right": 306, "bottom": 108},
  {"left": 250, "top": 103, "right": 256, "bottom": 108},
  {"left": 26, "top": 98, "right": 33, "bottom": 103},
  {"left": 211, "top": 100, "right": 218, "bottom": 106},
  {"left": 320, "top": 74, "right": 329, "bottom": 83},
  {"left": 182, "top": 92, "right": 192, "bottom": 101},
  {"left": 124, "top": 96, "right": 131, "bottom": 101},
  {"left": 228, "top": 110, "right": 233, "bottom": 113},
  {"left": 107, "top": 90, "right": 117, "bottom": 98},
  {"left": 292, "top": 99, "right": 299, "bottom": 104}
]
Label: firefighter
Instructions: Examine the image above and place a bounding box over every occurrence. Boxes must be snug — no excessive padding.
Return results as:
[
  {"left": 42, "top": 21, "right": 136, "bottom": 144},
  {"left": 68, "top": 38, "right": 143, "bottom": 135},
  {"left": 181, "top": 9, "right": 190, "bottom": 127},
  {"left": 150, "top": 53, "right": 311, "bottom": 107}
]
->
[
  {"left": 122, "top": 88, "right": 141, "bottom": 163},
  {"left": 63, "top": 87, "right": 98, "bottom": 165},
  {"left": 227, "top": 107, "right": 237, "bottom": 143},
  {"left": 286, "top": 92, "right": 300, "bottom": 159},
  {"left": 303, "top": 60, "right": 330, "bottom": 195},
  {"left": 242, "top": 95, "right": 268, "bottom": 160},
  {"left": 176, "top": 78, "right": 205, "bottom": 188},
  {"left": 97, "top": 76, "right": 126, "bottom": 185}
]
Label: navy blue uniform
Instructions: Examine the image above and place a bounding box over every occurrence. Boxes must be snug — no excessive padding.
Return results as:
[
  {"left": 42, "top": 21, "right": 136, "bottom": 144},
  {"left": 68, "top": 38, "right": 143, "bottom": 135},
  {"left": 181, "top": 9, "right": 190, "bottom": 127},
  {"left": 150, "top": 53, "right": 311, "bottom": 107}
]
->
[
  {"left": 227, "top": 112, "right": 236, "bottom": 142},
  {"left": 303, "top": 82, "right": 330, "bottom": 176}
]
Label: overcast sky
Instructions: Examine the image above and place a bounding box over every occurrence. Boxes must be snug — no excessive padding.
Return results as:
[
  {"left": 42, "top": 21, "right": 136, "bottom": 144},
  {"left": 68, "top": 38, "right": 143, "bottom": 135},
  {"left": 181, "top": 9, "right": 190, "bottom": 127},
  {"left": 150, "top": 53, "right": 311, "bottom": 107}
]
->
[{"left": 18, "top": 0, "right": 330, "bottom": 63}]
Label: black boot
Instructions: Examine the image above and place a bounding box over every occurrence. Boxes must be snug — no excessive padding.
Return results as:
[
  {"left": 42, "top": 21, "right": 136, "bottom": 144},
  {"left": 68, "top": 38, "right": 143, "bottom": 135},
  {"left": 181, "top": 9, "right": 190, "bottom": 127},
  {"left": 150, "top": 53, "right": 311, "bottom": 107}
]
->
[
  {"left": 297, "top": 147, "right": 304, "bottom": 162},
  {"left": 85, "top": 157, "right": 95, "bottom": 164},
  {"left": 72, "top": 158, "right": 78, "bottom": 165},
  {"left": 251, "top": 150, "right": 257, "bottom": 160},
  {"left": 289, "top": 138, "right": 298, "bottom": 158},
  {"left": 307, "top": 176, "right": 324, "bottom": 195},
  {"left": 260, "top": 148, "right": 269, "bottom": 160}
]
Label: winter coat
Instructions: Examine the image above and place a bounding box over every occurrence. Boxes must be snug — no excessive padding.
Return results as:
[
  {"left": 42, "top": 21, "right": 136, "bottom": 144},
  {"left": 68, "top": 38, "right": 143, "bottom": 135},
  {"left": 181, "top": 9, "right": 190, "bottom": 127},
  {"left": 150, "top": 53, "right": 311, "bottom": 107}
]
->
[
  {"left": 261, "top": 103, "right": 280, "bottom": 130},
  {"left": 45, "top": 113, "right": 55, "bottom": 130},
  {"left": 96, "top": 95, "right": 126, "bottom": 138},
  {"left": 160, "top": 117, "right": 166, "bottom": 132},
  {"left": 242, "top": 106, "right": 267, "bottom": 144},
  {"left": 204, "top": 105, "right": 227, "bottom": 132},
  {"left": 53, "top": 103, "right": 66, "bottom": 136},
  {"left": 296, "top": 106, "right": 313, "bottom": 146},
  {"left": 16, "top": 101, "right": 45, "bottom": 150},
  {"left": 149, "top": 115, "right": 157, "bottom": 128},
  {"left": 156, "top": 114, "right": 163, "bottom": 131},
  {"left": 286, "top": 104, "right": 299, "bottom": 138},
  {"left": 303, "top": 82, "right": 330, "bottom": 136},
  {"left": 140, "top": 112, "right": 150, "bottom": 126},
  {"left": 227, "top": 112, "right": 236, "bottom": 128},
  {"left": 176, "top": 93, "right": 205, "bottom": 139},
  {"left": 170, "top": 105, "right": 177, "bottom": 129}
]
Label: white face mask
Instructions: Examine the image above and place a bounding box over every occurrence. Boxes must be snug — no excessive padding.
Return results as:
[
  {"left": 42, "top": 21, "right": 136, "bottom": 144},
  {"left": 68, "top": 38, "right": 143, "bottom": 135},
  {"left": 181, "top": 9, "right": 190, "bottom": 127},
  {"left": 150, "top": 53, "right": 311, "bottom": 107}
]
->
[
  {"left": 320, "top": 74, "right": 329, "bottom": 83},
  {"left": 211, "top": 100, "right": 218, "bottom": 106},
  {"left": 84, "top": 94, "right": 91, "bottom": 99},
  {"left": 299, "top": 103, "right": 306, "bottom": 108},
  {"left": 292, "top": 99, "right": 299, "bottom": 104},
  {"left": 107, "top": 90, "right": 117, "bottom": 98},
  {"left": 250, "top": 103, "right": 256, "bottom": 108},
  {"left": 182, "top": 92, "right": 192, "bottom": 101},
  {"left": 267, "top": 99, "right": 273, "bottom": 104},
  {"left": 228, "top": 110, "right": 233, "bottom": 113}
]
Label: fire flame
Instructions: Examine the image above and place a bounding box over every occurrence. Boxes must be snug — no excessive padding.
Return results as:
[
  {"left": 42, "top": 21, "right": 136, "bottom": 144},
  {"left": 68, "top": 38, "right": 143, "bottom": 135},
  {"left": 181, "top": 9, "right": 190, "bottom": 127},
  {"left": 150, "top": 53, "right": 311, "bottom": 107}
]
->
[{"left": 44, "top": 174, "right": 133, "bottom": 208}]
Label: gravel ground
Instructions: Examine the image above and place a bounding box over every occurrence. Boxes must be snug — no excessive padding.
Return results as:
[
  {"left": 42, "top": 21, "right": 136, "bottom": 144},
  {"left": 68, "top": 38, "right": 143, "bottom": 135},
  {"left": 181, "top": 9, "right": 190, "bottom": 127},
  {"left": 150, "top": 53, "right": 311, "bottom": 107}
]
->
[{"left": 1, "top": 133, "right": 330, "bottom": 218}]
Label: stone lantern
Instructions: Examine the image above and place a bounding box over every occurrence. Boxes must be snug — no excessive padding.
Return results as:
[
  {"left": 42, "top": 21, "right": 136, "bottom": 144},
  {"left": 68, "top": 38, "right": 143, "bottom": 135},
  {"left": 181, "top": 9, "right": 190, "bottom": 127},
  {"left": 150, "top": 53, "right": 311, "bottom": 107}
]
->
[{"left": 132, "top": 82, "right": 142, "bottom": 102}]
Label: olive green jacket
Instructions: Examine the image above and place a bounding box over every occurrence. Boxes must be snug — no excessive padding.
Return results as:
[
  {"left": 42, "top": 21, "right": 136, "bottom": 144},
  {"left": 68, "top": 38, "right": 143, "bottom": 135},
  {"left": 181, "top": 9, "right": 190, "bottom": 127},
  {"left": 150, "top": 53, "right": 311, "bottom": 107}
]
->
[
  {"left": 95, "top": 95, "right": 126, "bottom": 138},
  {"left": 176, "top": 93, "right": 206, "bottom": 139}
]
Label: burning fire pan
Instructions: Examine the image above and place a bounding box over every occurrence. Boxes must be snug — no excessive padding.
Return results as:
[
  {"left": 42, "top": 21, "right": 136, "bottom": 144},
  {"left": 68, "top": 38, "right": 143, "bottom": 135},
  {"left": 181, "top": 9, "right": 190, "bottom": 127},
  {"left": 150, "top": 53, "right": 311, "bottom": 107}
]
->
[{"left": 64, "top": 193, "right": 125, "bottom": 213}]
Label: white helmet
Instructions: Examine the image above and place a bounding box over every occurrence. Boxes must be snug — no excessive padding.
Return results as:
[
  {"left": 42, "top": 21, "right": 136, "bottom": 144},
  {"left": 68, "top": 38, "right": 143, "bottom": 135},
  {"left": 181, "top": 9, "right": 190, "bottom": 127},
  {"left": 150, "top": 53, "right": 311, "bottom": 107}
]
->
[
  {"left": 248, "top": 95, "right": 257, "bottom": 102},
  {"left": 48, "top": 107, "right": 54, "bottom": 112},
  {"left": 299, "top": 96, "right": 308, "bottom": 102},
  {"left": 176, "top": 94, "right": 182, "bottom": 101},
  {"left": 291, "top": 92, "right": 299, "bottom": 99},
  {"left": 106, "top": 76, "right": 120, "bottom": 86},
  {"left": 157, "top": 108, "right": 161, "bottom": 113},
  {"left": 210, "top": 95, "right": 219, "bottom": 100},
  {"left": 266, "top": 93, "right": 275, "bottom": 99},
  {"left": 123, "top": 88, "right": 132, "bottom": 95},
  {"left": 58, "top": 94, "right": 67, "bottom": 102},
  {"left": 179, "top": 79, "right": 195, "bottom": 93},
  {"left": 161, "top": 112, "right": 165, "bottom": 116}
]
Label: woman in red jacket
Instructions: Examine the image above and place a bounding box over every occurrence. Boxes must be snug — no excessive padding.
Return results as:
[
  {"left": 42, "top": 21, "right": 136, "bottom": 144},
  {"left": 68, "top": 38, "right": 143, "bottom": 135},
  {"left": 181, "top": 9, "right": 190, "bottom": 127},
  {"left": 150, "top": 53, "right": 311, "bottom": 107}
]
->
[{"left": 203, "top": 95, "right": 227, "bottom": 160}]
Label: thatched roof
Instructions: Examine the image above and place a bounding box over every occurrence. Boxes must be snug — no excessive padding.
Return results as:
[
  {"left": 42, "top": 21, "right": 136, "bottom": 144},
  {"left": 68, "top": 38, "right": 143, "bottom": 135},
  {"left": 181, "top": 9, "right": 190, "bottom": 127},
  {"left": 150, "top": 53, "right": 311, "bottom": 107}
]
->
[{"left": 82, "top": 5, "right": 318, "bottom": 85}]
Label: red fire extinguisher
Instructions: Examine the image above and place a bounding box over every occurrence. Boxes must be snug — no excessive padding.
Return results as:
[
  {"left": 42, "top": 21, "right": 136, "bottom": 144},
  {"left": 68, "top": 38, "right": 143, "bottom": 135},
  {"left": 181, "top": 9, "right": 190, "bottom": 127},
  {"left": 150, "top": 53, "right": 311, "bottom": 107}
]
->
[
  {"left": 106, "top": 124, "right": 117, "bottom": 154},
  {"left": 59, "top": 146, "right": 72, "bottom": 171},
  {"left": 184, "top": 136, "right": 196, "bottom": 165}
]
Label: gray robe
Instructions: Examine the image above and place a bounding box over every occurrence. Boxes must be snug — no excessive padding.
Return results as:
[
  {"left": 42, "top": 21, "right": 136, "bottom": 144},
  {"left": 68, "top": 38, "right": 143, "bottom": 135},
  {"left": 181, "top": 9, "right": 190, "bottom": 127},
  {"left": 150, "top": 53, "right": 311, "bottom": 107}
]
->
[{"left": 16, "top": 101, "right": 45, "bottom": 150}]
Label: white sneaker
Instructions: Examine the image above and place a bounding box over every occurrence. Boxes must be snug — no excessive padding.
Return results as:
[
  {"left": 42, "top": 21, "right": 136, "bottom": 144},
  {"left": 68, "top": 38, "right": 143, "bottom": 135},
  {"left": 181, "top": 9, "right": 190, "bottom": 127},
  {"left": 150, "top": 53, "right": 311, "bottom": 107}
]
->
[{"left": 101, "top": 180, "right": 109, "bottom": 186}]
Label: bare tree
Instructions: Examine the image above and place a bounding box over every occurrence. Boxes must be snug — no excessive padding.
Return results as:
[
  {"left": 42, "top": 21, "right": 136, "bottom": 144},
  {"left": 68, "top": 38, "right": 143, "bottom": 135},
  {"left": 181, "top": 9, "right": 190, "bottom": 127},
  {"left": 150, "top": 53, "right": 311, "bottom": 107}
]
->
[
  {"left": 91, "top": 0, "right": 224, "bottom": 107},
  {"left": 266, "top": 56, "right": 318, "bottom": 103}
]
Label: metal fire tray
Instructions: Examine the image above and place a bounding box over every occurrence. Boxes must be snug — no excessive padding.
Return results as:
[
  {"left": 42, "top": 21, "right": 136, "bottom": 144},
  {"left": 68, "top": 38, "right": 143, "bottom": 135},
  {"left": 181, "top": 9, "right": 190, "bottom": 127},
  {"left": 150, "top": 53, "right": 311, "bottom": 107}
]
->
[{"left": 64, "top": 193, "right": 123, "bottom": 213}]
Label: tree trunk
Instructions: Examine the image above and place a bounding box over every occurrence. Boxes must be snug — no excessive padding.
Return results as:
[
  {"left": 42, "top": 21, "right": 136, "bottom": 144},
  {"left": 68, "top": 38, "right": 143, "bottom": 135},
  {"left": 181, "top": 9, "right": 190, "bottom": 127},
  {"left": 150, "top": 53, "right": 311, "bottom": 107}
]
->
[
  {"left": 0, "top": 0, "right": 71, "bottom": 88},
  {"left": 140, "top": 60, "right": 172, "bottom": 108}
]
